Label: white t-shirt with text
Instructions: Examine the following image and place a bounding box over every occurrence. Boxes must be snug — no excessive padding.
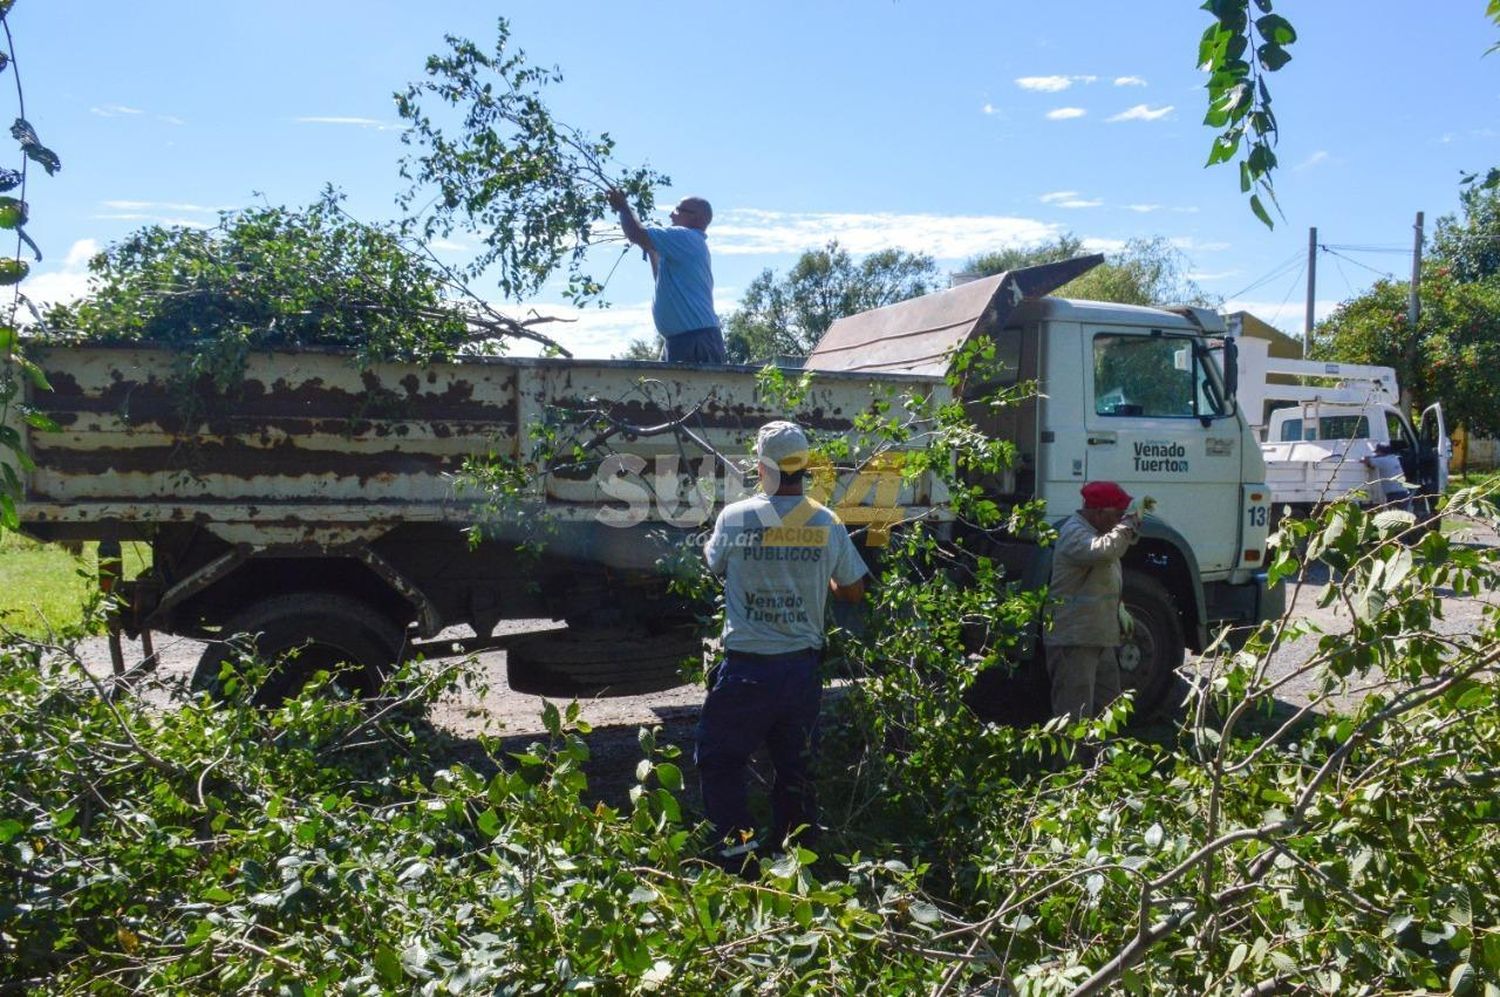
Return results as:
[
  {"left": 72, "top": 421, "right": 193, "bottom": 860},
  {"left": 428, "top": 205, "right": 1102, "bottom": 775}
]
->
[{"left": 704, "top": 493, "right": 868, "bottom": 655}]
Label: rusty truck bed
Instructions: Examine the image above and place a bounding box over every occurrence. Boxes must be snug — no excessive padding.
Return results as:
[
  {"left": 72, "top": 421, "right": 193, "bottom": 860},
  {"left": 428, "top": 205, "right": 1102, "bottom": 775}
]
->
[{"left": 11, "top": 344, "right": 950, "bottom": 548}]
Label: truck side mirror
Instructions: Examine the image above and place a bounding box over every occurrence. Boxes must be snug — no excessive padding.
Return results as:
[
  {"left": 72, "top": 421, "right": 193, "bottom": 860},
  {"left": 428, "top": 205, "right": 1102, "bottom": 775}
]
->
[{"left": 1223, "top": 338, "right": 1239, "bottom": 398}]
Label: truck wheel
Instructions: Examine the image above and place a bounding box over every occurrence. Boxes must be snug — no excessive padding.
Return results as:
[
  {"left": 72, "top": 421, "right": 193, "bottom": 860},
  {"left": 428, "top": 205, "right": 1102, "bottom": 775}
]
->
[
  {"left": 1119, "top": 571, "right": 1184, "bottom": 715},
  {"left": 506, "top": 626, "right": 700, "bottom": 697},
  {"left": 191, "top": 593, "right": 405, "bottom": 705}
]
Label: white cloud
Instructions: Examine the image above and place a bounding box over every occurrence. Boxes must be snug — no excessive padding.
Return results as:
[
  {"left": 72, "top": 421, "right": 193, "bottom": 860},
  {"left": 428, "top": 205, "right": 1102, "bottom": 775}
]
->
[
  {"left": 1046, "top": 107, "right": 1087, "bottom": 120},
  {"left": 980, "top": 102, "right": 1002, "bottom": 116},
  {"left": 295, "top": 115, "right": 404, "bottom": 132},
  {"left": 1126, "top": 204, "right": 1163, "bottom": 213},
  {"left": 1040, "top": 191, "right": 1101, "bottom": 208},
  {"left": 90, "top": 104, "right": 185, "bottom": 126},
  {"left": 93, "top": 199, "right": 226, "bottom": 228},
  {"left": 22, "top": 239, "right": 98, "bottom": 311},
  {"left": 1186, "top": 270, "right": 1240, "bottom": 282},
  {"left": 101, "top": 200, "right": 227, "bottom": 214},
  {"left": 1081, "top": 237, "right": 1127, "bottom": 254},
  {"left": 709, "top": 208, "right": 1061, "bottom": 261},
  {"left": 1114, "top": 76, "right": 1148, "bottom": 87},
  {"left": 1107, "top": 104, "right": 1175, "bottom": 123},
  {"left": 1171, "top": 237, "right": 1231, "bottom": 253},
  {"left": 1294, "top": 150, "right": 1331, "bottom": 171},
  {"left": 1016, "top": 75, "right": 1072, "bottom": 92},
  {"left": 1015, "top": 74, "right": 1096, "bottom": 92}
]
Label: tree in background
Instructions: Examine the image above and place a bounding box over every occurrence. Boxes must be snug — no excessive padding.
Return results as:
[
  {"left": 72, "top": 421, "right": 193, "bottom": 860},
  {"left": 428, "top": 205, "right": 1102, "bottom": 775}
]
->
[
  {"left": 1314, "top": 174, "right": 1500, "bottom": 437},
  {"left": 721, "top": 241, "right": 938, "bottom": 362},
  {"left": 1433, "top": 178, "right": 1500, "bottom": 283},
  {"left": 963, "top": 234, "right": 1217, "bottom": 308},
  {"left": 1314, "top": 268, "right": 1500, "bottom": 438}
]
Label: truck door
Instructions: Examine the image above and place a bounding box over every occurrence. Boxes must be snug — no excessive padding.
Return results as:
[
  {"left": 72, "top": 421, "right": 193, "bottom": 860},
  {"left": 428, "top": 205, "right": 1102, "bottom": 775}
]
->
[
  {"left": 1418, "top": 403, "right": 1449, "bottom": 497},
  {"left": 1084, "top": 331, "right": 1242, "bottom": 573}
]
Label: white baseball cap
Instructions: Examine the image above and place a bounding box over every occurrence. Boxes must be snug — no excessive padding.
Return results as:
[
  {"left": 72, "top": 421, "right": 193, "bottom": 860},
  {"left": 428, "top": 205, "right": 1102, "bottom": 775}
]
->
[{"left": 755, "top": 420, "right": 810, "bottom": 472}]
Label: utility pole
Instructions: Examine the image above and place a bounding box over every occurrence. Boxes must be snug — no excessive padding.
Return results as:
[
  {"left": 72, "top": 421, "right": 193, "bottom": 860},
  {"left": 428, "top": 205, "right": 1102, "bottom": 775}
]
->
[
  {"left": 1404, "top": 212, "right": 1424, "bottom": 414},
  {"left": 1304, "top": 226, "right": 1317, "bottom": 356}
]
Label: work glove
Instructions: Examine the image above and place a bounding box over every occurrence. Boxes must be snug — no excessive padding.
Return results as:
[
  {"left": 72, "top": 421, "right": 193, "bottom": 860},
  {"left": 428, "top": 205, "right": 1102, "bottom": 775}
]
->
[{"left": 1118, "top": 604, "right": 1136, "bottom": 638}]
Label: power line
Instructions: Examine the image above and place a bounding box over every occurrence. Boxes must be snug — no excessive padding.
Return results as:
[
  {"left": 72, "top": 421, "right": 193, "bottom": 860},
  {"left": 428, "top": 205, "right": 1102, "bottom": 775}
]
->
[
  {"left": 1321, "top": 246, "right": 1397, "bottom": 281},
  {"left": 1224, "top": 250, "right": 1303, "bottom": 300},
  {"left": 1322, "top": 243, "right": 1410, "bottom": 255},
  {"left": 1262, "top": 260, "right": 1306, "bottom": 329}
]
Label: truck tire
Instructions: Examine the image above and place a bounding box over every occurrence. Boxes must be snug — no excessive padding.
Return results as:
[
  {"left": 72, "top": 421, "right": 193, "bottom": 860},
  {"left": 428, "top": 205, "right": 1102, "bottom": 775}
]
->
[
  {"left": 191, "top": 593, "right": 405, "bottom": 705},
  {"left": 505, "top": 626, "right": 700, "bottom": 697},
  {"left": 1119, "top": 571, "right": 1184, "bottom": 714}
]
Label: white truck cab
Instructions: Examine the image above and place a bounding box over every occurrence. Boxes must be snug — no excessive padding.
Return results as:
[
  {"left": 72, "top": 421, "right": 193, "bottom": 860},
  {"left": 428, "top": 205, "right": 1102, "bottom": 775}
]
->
[
  {"left": 1233, "top": 337, "right": 1450, "bottom": 512},
  {"left": 809, "top": 265, "right": 1279, "bottom": 707}
]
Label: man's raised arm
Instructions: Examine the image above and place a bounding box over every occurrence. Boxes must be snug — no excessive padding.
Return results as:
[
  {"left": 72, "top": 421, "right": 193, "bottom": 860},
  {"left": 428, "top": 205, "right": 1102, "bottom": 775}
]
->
[{"left": 607, "top": 188, "right": 653, "bottom": 253}]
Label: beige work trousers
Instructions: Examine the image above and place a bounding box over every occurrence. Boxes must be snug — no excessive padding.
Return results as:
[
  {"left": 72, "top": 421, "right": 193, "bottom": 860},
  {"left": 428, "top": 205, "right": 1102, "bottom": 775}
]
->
[{"left": 1045, "top": 645, "right": 1122, "bottom": 721}]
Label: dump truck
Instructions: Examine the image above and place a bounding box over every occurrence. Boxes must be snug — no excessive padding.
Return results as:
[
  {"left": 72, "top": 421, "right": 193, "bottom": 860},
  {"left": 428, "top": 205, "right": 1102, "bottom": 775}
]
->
[{"left": 5, "top": 256, "right": 1280, "bottom": 710}]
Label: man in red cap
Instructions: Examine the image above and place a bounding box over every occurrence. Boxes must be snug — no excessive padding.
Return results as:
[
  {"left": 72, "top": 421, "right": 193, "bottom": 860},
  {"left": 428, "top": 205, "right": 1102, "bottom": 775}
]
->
[{"left": 1044, "top": 480, "right": 1141, "bottom": 722}]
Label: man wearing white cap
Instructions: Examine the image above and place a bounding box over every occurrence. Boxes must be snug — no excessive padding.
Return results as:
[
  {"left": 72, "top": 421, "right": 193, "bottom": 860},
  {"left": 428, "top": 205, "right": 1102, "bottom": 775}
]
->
[{"left": 697, "top": 420, "right": 869, "bottom": 858}]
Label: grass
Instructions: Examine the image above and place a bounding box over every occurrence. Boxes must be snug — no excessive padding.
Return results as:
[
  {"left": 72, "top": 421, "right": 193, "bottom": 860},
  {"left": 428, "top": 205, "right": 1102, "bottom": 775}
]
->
[
  {"left": 0, "top": 532, "right": 150, "bottom": 638},
  {"left": 1448, "top": 467, "right": 1500, "bottom": 493}
]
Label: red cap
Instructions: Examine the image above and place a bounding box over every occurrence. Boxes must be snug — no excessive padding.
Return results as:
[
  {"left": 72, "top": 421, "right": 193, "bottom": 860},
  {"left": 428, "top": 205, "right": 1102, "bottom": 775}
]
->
[{"left": 1081, "top": 480, "right": 1132, "bottom": 510}]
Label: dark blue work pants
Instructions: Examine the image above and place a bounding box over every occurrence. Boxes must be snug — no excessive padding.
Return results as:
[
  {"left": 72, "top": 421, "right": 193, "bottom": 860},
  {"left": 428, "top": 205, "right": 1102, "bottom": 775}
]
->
[
  {"left": 661, "top": 326, "right": 728, "bottom": 363},
  {"left": 695, "top": 648, "right": 822, "bottom": 848}
]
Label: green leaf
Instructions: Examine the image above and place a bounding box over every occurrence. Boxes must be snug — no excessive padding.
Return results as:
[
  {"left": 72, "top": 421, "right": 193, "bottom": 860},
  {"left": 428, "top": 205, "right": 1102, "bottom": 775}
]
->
[
  {"left": 374, "top": 945, "right": 403, "bottom": 986},
  {"left": 1249, "top": 193, "right": 1273, "bottom": 229},
  {"left": 18, "top": 356, "right": 50, "bottom": 391},
  {"left": 476, "top": 808, "right": 500, "bottom": 839},
  {"left": 1228, "top": 942, "right": 1249, "bottom": 972},
  {"left": 909, "top": 901, "right": 942, "bottom": 925},
  {"left": 201, "top": 886, "right": 235, "bottom": 903},
  {"left": 0, "top": 323, "right": 13, "bottom": 351},
  {"left": 655, "top": 762, "right": 683, "bottom": 791},
  {"left": 1255, "top": 13, "right": 1297, "bottom": 44},
  {"left": 0, "top": 817, "right": 24, "bottom": 843},
  {"left": 1206, "top": 133, "right": 1241, "bottom": 166},
  {"left": 541, "top": 699, "right": 561, "bottom": 735},
  {"left": 1257, "top": 42, "right": 1293, "bottom": 71}
]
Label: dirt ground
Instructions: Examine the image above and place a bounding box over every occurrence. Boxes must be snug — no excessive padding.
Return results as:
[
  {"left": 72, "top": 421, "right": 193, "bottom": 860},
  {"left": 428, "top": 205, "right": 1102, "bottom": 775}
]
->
[{"left": 65, "top": 518, "right": 1500, "bottom": 808}]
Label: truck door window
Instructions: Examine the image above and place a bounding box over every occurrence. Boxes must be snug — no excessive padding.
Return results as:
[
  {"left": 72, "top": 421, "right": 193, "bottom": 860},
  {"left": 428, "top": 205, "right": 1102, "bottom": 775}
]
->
[
  {"left": 1386, "top": 411, "right": 1418, "bottom": 452},
  {"left": 1278, "top": 418, "right": 1303, "bottom": 442},
  {"left": 1317, "top": 415, "right": 1369, "bottom": 440},
  {"left": 1093, "top": 333, "right": 1228, "bottom": 419}
]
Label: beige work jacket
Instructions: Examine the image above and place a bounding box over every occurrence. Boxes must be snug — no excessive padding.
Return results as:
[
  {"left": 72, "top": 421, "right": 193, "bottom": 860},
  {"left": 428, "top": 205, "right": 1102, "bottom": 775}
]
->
[{"left": 1044, "top": 512, "right": 1137, "bottom": 647}]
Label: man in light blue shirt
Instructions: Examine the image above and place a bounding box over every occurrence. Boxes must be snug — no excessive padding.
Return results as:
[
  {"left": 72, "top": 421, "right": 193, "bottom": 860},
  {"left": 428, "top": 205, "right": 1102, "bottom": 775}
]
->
[
  {"left": 607, "top": 188, "right": 727, "bottom": 363},
  {"left": 697, "top": 421, "right": 868, "bottom": 860}
]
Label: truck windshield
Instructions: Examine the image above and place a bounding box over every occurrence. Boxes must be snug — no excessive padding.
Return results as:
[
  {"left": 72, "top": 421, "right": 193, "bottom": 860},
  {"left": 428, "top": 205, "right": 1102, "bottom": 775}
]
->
[{"left": 1092, "top": 333, "right": 1229, "bottom": 419}]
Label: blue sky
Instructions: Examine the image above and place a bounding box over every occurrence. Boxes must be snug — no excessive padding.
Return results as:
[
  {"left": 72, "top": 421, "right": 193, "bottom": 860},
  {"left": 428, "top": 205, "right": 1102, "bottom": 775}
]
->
[{"left": 10, "top": 1, "right": 1499, "bottom": 357}]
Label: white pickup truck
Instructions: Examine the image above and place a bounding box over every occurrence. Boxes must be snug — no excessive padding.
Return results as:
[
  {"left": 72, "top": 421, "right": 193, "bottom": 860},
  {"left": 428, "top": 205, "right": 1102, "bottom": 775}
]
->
[{"left": 1233, "top": 337, "right": 1449, "bottom": 517}]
